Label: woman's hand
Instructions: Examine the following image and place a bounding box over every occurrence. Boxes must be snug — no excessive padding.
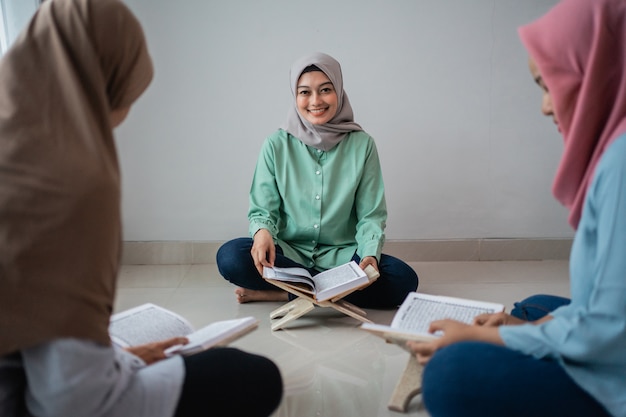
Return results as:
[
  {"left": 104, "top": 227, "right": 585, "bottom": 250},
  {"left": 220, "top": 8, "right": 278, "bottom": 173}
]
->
[
  {"left": 474, "top": 312, "right": 554, "bottom": 326},
  {"left": 125, "top": 337, "right": 189, "bottom": 365},
  {"left": 251, "top": 228, "right": 275, "bottom": 276},
  {"left": 358, "top": 256, "right": 379, "bottom": 288},
  {"left": 359, "top": 256, "right": 379, "bottom": 272},
  {"left": 406, "top": 319, "right": 503, "bottom": 365},
  {"left": 474, "top": 312, "right": 526, "bottom": 327}
]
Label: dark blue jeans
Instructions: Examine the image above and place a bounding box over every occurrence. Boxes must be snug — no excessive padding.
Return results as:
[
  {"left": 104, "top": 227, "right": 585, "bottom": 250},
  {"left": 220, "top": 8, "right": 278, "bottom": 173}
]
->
[
  {"left": 421, "top": 294, "right": 611, "bottom": 417},
  {"left": 216, "top": 237, "right": 418, "bottom": 309}
]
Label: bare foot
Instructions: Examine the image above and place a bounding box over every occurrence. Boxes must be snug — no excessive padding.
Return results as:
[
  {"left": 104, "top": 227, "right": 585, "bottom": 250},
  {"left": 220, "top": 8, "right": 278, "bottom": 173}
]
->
[{"left": 235, "top": 288, "right": 289, "bottom": 304}]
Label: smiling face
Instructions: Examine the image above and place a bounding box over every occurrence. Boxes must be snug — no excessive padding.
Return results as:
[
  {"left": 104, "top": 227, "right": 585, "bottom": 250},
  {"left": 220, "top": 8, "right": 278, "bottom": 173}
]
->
[
  {"left": 296, "top": 70, "right": 338, "bottom": 125},
  {"left": 528, "top": 56, "right": 559, "bottom": 131}
]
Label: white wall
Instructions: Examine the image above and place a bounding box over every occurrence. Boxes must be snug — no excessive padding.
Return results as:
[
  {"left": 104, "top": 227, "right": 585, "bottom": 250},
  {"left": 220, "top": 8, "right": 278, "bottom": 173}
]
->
[{"left": 8, "top": 0, "right": 573, "bottom": 242}]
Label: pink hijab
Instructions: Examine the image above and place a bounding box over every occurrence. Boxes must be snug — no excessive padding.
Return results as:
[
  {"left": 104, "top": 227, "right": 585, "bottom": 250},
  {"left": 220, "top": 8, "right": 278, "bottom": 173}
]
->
[{"left": 519, "top": 0, "right": 626, "bottom": 229}]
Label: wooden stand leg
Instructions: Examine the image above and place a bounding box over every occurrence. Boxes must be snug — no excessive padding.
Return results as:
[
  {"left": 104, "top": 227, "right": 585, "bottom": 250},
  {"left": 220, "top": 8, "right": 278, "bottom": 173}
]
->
[
  {"left": 388, "top": 355, "right": 422, "bottom": 413},
  {"left": 269, "top": 298, "right": 315, "bottom": 331},
  {"left": 323, "top": 299, "right": 372, "bottom": 324}
]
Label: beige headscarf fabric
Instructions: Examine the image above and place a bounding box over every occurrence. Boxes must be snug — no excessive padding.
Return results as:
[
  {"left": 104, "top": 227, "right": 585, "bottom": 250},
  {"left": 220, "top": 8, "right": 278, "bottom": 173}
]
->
[
  {"left": 281, "top": 52, "right": 362, "bottom": 151},
  {"left": 0, "top": 0, "right": 153, "bottom": 356}
]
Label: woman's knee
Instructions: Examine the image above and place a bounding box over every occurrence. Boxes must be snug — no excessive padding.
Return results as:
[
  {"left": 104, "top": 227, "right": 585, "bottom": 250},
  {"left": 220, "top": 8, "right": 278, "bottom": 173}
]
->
[
  {"left": 177, "top": 348, "right": 282, "bottom": 417},
  {"left": 422, "top": 342, "right": 489, "bottom": 416},
  {"left": 511, "top": 294, "right": 571, "bottom": 321},
  {"left": 216, "top": 238, "right": 252, "bottom": 277},
  {"left": 380, "top": 255, "right": 419, "bottom": 291},
  {"left": 423, "top": 342, "right": 474, "bottom": 387}
]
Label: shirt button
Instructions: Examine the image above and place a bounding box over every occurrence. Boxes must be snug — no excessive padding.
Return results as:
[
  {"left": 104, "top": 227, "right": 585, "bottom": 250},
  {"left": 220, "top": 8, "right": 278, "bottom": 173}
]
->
[
  {"left": 315, "top": 170, "right": 321, "bottom": 175},
  {"left": 312, "top": 240, "right": 316, "bottom": 244},
  {"left": 315, "top": 195, "right": 320, "bottom": 200},
  {"left": 313, "top": 224, "right": 319, "bottom": 229}
]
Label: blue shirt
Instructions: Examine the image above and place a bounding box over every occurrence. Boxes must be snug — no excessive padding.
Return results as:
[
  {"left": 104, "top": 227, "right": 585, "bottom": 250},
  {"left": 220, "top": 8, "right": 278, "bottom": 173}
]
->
[
  {"left": 248, "top": 129, "right": 387, "bottom": 271},
  {"left": 500, "top": 133, "right": 626, "bottom": 417}
]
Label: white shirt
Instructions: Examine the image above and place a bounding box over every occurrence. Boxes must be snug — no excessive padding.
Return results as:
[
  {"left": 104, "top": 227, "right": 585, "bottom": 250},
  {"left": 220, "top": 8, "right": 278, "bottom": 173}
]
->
[{"left": 0, "top": 338, "right": 184, "bottom": 417}]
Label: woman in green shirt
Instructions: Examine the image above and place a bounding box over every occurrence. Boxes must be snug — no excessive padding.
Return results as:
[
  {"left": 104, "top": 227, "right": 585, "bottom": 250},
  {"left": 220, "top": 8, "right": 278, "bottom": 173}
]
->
[{"left": 217, "top": 52, "right": 418, "bottom": 309}]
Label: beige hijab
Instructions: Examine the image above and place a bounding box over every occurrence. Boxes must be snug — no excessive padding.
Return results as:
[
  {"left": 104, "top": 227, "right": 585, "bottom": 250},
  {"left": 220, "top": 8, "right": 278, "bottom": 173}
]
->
[{"left": 0, "top": 0, "right": 153, "bottom": 356}]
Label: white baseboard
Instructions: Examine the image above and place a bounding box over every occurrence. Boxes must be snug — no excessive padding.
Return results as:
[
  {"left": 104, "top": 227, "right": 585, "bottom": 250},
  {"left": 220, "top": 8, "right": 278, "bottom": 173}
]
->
[{"left": 121, "top": 238, "right": 573, "bottom": 265}]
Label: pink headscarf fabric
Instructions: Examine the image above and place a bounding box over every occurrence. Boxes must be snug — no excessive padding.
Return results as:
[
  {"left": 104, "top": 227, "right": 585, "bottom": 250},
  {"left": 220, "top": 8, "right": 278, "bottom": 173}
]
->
[{"left": 519, "top": 0, "right": 626, "bottom": 229}]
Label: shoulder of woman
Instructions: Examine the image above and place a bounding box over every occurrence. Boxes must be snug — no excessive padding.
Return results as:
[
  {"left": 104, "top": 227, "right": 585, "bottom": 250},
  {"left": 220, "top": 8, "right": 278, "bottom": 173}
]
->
[
  {"left": 264, "top": 129, "right": 307, "bottom": 147},
  {"left": 260, "top": 129, "right": 305, "bottom": 157},
  {"left": 345, "top": 131, "right": 378, "bottom": 152},
  {"left": 259, "top": 129, "right": 286, "bottom": 150},
  {"left": 263, "top": 129, "right": 285, "bottom": 141},
  {"left": 598, "top": 133, "right": 626, "bottom": 174},
  {"left": 348, "top": 130, "right": 374, "bottom": 141},
  {"left": 591, "top": 133, "right": 626, "bottom": 200}
]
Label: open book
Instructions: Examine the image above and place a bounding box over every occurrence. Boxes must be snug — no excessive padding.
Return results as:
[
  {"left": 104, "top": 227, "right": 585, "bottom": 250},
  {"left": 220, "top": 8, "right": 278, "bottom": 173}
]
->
[
  {"left": 109, "top": 303, "right": 258, "bottom": 356},
  {"left": 361, "top": 292, "right": 504, "bottom": 343},
  {"left": 263, "top": 261, "right": 377, "bottom": 302}
]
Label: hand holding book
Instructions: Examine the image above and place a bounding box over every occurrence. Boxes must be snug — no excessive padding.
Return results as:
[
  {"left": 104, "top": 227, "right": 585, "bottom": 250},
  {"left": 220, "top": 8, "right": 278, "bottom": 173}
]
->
[
  {"left": 109, "top": 303, "right": 259, "bottom": 357},
  {"left": 405, "top": 317, "right": 507, "bottom": 365},
  {"left": 473, "top": 311, "right": 527, "bottom": 327},
  {"left": 263, "top": 261, "right": 379, "bottom": 302},
  {"left": 124, "top": 336, "right": 190, "bottom": 364},
  {"left": 361, "top": 292, "right": 505, "bottom": 343}
]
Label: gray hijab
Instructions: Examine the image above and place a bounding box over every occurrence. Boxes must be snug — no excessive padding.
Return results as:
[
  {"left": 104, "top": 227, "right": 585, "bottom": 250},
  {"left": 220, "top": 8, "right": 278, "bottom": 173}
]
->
[{"left": 281, "top": 52, "right": 362, "bottom": 151}]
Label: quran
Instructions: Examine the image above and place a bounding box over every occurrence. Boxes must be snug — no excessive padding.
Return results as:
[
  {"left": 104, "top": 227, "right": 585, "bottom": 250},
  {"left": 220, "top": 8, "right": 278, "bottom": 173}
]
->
[
  {"left": 263, "top": 261, "right": 375, "bottom": 302},
  {"left": 109, "top": 303, "right": 258, "bottom": 356},
  {"left": 361, "top": 292, "right": 505, "bottom": 342}
]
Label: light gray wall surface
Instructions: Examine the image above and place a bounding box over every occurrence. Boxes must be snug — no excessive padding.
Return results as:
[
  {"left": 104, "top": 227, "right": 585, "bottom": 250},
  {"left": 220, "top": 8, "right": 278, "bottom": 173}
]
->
[
  {"left": 0, "top": 0, "right": 39, "bottom": 48},
  {"left": 9, "top": 0, "right": 572, "bottom": 242},
  {"left": 117, "top": 0, "right": 570, "bottom": 242}
]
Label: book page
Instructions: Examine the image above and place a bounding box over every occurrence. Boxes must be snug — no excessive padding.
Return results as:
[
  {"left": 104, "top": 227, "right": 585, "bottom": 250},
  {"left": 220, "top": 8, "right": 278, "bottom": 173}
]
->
[
  {"left": 391, "top": 292, "right": 504, "bottom": 334},
  {"left": 313, "top": 261, "right": 369, "bottom": 302},
  {"left": 263, "top": 266, "right": 315, "bottom": 289},
  {"left": 360, "top": 323, "right": 438, "bottom": 343},
  {"left": 167, "top": 317, "right": 259, "bottom": 356},
  {"left": 109, "top": 303, "right": 195, "bottom": 347},
  {"left": 361, "top": 292, "right": 504, "bottom": 342}
]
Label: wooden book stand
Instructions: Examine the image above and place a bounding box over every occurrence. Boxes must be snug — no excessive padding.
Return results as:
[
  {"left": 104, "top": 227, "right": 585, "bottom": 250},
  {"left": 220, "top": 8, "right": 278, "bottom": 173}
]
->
[
  {"left": 266, "top": 265, "right": 380, "bottom": 331},
  {"left": 388, "top": 354, "right": 422, "bottom": 412},
  {"left": 267, "top": 265, "right": 422, "bottom": 412}
]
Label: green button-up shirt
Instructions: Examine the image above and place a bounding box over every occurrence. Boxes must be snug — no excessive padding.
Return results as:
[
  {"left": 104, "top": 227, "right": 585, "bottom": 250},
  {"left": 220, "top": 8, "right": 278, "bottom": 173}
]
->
[{"left": 248, "top": 129, "right": 386, "bottom": 271}]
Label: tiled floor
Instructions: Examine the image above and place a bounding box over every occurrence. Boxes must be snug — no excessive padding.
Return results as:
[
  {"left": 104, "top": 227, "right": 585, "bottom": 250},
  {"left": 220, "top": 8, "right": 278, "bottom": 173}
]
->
[{"left": 115, "top": 260, "right": 570, "bottom": 417}]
